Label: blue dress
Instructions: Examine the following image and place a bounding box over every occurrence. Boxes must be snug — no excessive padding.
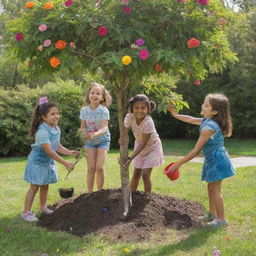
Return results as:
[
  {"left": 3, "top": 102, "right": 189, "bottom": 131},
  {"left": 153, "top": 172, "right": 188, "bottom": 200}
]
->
[
  {"left": 24, "top": 122, "right": 60, "bottom": 185},
  {"left": 200, "top": 118, "right": 235, "bottom": 182}
]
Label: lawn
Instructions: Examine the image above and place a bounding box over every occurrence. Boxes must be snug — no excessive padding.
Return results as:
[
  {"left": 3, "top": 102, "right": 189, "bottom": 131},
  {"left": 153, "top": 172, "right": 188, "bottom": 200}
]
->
[{"left": 0, "top": 139, "right": 255, "bottom": 256}]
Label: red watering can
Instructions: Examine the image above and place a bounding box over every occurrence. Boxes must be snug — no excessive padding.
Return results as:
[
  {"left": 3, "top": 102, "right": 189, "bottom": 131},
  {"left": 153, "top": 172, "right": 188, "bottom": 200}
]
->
[{"left": 163, "top": 162, "right": 180, "bottom": 181}]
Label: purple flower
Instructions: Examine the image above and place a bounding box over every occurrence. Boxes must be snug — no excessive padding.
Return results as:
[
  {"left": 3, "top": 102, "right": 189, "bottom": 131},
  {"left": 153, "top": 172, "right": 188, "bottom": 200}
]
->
[
  {"left": 123, "top": 5, "right": 131, "bottom": 14},
  {"left": 39, "top": 24, "right": 48, "bottom": 32},
  {"left": 38, "top": 97, "right": 48, "bottom": 105},
  {"left": 197, "top": 0, "right": 209, "bottom": 5},
  {"left": 15, "top": 33, "right": 23, "bottom": 41},
  {"left": 43, "top": 39, "right": 51, "bottom": 47},
  {"left": 139, "top": 49, "right": 149, "bottom": 60},
  {"left": 136, "top": 38, "right": 144, "bottom": 46},
  {"left": 64, "top": 0, "right": 73, "bottom": 7}
]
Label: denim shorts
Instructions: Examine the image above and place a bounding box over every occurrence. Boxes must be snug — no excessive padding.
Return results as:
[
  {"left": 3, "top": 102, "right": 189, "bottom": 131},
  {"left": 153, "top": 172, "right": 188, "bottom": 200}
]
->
[{"left": 84, "top": 140, "right": 110, "bottom": 151}]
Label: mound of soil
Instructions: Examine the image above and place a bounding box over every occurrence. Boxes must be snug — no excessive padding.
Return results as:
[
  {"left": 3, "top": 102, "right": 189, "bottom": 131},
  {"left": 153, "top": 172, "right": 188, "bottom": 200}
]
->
[{"left": 38, "top": 189, "right": 205, "bottom": 242}]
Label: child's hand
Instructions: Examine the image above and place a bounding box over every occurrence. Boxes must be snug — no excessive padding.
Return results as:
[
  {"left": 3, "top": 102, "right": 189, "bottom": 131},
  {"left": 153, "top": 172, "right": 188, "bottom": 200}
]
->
[
  {"left": 123, "top": 158, "right": 132, "bottom": 169},
  {"left": 118, "top": 137, "right": 124, "bottom": 145},
  {"left": 87, "top": 131, "right": 95, "bottom": 140},
  {"left": 64, "top": 162, "right": 75, "bottom": 172},
  {"left": 168, "top": 162, "right": 181, "bottom": 172},
  {"left": 70, "top": 150, "right": 80, "bottom": 157},
  {"left": 167, "top": 102, "right": 176, "bottom": 114}
]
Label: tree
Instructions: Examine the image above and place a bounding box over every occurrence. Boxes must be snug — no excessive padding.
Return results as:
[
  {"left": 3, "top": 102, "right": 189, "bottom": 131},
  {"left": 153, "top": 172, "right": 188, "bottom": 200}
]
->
[{"left": 8, "top": 0, "right": 237, "bottom": 217}]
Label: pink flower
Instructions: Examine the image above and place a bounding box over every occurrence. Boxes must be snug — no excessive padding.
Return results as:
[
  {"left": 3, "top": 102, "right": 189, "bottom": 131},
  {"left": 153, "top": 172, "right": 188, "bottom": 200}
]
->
[
  {"left": 120, "top": 0, "right": 129, "bottom": 5},
  {"left": 39, "top": 24, "right": 48, "bottom": 32},
  {"left": 43, "top": 39, "right": 51, "bottom": 47},
  {"left": 140, "top": 49, "right": 149, "bottom": 60},
  {"left": 194, "top": 80, "right": 201, "bottom": 86},
  {"left": 69, "top": 42, "right": 76, "bottom": 48},
  {"left": 15, "top": 33, "right": 23, "bottom": 41},
  {"left": 123, "top": 5, "right": 131, "bottom": 14},
  {"left": 38, "top": 96, "right": 48, "bottom": 105},
  {"left": 178, "top": 0, "right": 186, "bottom": 2},
  {"left": 136, "top": 38, "right": 144, "bottom": 46},
  {"left": 64, "top": 0, "right": 73, "bottom": 7},
  {"left": 98, "top": 26, "right": 108, "bottom": 36},
  {"left": 196, "top": 0, "right": 209, "bottom": 5}
]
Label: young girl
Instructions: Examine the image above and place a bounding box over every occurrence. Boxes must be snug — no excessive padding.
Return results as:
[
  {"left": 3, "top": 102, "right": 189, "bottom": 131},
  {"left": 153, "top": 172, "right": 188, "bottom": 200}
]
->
[
  {"left": 22, "top": 97, "right": 78, "bottom": 222},
  {"left": 168, "top": 93, "right": 235, "bottom": 227},
  {"left": 79, "top": 82, "right": 112, "bottom": 192},
  {"left": 122, "top": 94, "right": 164, "bottom": 193}
]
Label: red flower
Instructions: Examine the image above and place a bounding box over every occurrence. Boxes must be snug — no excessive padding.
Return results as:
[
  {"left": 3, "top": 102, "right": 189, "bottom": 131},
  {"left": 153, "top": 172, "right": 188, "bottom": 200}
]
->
[
  {"left": 187, "top": 38, "right": 201, "bottom": 48},
  {"left": 50, "top": 57, "right": 61, "bottom": 68},
  {"left": 123, "top": 5, "right": 131, "bottom": 14},
  {"left": 15, "top": 33, "right": 23, "bottom": 41},
  {"left": 98, "top": 26, "right": 108, "bottom": 36},
  {"left": 155, "top": 64, "right": 163, "bottom": 72},
  {"left": 55, "top": 40, "right": 67, "bottom": 50},
  {"left": 194, "top": 80, "right": 201, "bottom": 86}
]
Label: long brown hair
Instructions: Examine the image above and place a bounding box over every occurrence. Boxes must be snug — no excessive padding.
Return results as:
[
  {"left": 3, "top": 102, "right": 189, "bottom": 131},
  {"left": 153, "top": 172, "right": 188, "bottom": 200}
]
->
[
  {"left": 84, "top": 82, "right": 112, "bottom": 107},
  {"left": 30, "top": 101, "right": 58, "bottom": 138},
  {"left": 207, "top": 93, "right": 233, "bottom": 137}
]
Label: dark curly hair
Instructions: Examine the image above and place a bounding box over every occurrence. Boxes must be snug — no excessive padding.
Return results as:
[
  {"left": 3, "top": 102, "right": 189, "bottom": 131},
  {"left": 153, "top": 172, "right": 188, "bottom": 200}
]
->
[{"left": 128, "top": 94, "right": 156, "bottom": 114}]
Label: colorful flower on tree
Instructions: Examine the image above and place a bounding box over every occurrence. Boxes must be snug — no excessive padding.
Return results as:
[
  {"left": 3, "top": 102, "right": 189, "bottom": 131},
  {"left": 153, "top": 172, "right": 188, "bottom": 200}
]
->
[
  {"left": 218, "top": 17, "right": 227, "bottom": 26},
  {"left": 122, "top": 56, "right": 132, "bottom": 65},
  {"left": 155, "top": 64, "right": 163, "bottom": 72},
  {"left": 131, "top": 44, "right": 138, "bottom": 50},
  {"left": 15, "top": 33, "right": 23, "bottom": 41},
  {"left": 43, "top": 39, "right": 51, "bottom": 47},
  {"left": 55, "top": 40, "right": 67, "bottom": 50},
  {"left": 69, "top": 42, "right": 76, "bottom": 48},
  {"left": 64, "top": 0, "right": 73, "bottom": 7},
  {"left": 39, "top": 24, "right": 48, "bottom": 32},
  {"left": 196, "top": 0, "right": 209, "bottom": 6},
  {"left": 37, "top": 45, "right": 43, "bottom": 51},
  {"left": 50, "top": 57, "right": 61, "bottom": 68},
  {"left": 123, "top": 6, "right": 131, "bottom": 14},
  {"left": 178, "top": 0, "right": 186, "bottom": 3},
  {"left": 139, "top": 49, "right": 149, "bottom": 60},
  {"left": 44, "top": 2, "right": 54, "bottom": 10},
  {"left": 187, "top": 38, "right": 201, "bottom": 48},
  {"left": 25, "top": 2, "right": 35, "bottom": 9},
  {"left": 194, "top": 80, "right": 201, "bottom": 86},
  {"left": 135, "top": 38, "right": 144, "bottom": 46},
  {"left": 98, "top": 26, "right": 108, "bottom": 36}
]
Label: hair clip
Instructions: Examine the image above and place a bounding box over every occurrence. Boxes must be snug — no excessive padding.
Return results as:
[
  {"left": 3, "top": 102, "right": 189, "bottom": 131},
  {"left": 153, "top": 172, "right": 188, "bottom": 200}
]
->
[{"left": 38, "top": 96, "right": 48, "bottom": 105}]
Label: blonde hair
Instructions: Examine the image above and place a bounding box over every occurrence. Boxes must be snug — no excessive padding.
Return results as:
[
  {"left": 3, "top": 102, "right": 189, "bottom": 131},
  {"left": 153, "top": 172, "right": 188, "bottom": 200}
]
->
[
  {"left": 207, "top": 93, "right": 233, "bottom": 137},
  {"left": 84, "top": 82, "right": 112, "bottom": 107}
]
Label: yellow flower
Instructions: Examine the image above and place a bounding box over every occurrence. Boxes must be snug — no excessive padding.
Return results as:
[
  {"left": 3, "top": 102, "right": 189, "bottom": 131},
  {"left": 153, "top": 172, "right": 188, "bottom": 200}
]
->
[
  {"left": 122, "top": 55, "right": 132, "bottom": 65},
  {"left": 123, "top": 248, "right": 130, "bottom": 253}
]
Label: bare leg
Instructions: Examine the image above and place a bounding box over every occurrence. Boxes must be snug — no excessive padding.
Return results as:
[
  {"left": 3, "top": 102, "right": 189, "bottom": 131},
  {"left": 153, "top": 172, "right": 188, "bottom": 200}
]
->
[
  {"left": 130, "top": 168, "right": 142, "bottom": 192},
  {"left": 95, "top": 148, "right": 107, "bottom": 190},
  {"left": 23, "top": 184, "right": 39, "bottom": 213},
  {"left": 39, "top": 185, "right": 49, "bottom": 211},
  {"left": 86, "top": 148, "right": 97, "bottom": 192},
  {"left": 208, "top": 181, "right": 225, "bottom": 221},
  {"left": 142, "top": 168, "right": 153, "bottom": 193}
]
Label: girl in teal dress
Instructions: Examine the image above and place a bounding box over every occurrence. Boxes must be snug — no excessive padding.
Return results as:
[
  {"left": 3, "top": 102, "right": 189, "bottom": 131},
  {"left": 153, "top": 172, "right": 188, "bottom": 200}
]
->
[
  {"left": 21, "top": 97, "right": 78, "bottom": 222},
  {"left": 168, "top": 93, "right": 235, "bottom": 227}
]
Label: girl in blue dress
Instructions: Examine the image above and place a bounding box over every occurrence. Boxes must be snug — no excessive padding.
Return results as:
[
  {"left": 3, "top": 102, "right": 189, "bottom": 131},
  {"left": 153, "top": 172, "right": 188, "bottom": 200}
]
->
[
  {"left": 167, "top": 93, "right": 235, "bottom": 227},
  {"left": 21, "top": 97, "right": 78, "bottom": 222}
]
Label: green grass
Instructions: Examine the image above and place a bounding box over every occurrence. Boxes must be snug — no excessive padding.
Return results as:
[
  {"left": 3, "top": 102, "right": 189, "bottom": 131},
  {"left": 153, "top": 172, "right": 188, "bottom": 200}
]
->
[{"left": 0, "top": 140, "right": 256, "bottom": 256}]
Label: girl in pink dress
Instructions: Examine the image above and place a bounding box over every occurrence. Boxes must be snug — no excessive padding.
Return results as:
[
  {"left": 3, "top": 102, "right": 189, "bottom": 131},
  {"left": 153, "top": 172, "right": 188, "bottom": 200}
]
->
[{"left": 122, "top": 94, "right": 164, "bottom": 193}]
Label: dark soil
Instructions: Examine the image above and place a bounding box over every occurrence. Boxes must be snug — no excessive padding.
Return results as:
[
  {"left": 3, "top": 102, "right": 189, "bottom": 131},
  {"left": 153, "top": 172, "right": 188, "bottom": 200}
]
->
[{"left": 38, "top": 189, "right": 205, "bottom": 242}]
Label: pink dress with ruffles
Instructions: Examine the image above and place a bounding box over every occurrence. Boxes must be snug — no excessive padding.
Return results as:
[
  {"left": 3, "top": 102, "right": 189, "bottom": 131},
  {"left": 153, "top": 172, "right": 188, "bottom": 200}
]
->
[{"left": 124, "top": 113, "right": 164, "bottom": 169}]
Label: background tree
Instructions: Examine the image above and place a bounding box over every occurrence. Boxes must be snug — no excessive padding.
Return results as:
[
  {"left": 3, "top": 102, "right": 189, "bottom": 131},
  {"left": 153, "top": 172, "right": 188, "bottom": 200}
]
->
[{"left": 8, "top": 0, "right": 237, "bottom": 216}]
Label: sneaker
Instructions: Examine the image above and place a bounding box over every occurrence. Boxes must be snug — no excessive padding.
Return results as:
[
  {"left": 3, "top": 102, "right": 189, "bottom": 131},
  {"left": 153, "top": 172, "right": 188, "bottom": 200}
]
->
[
  {"left": 40, "top": 207, "right": 54, "bottom": 214},
  {"left": 207, "top": 218, "right": 228, "bottom": 227},
  {"left": 199, "top": 213, "right": 215, "bottom": 222},
  {"left": 21, "top": 211, "right": 38, "bottom": 222}
]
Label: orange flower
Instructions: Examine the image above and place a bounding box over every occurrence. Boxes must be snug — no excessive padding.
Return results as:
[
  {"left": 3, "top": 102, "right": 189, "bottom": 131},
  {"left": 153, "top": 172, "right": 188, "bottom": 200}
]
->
[
  {"left": 44, "top": 2, "right": 54, "bottom": 10},
  {"left": 155, "top": 64, "right": 163, "bottom": 72},
  {"left": 55, "top": 40, "right": 67, "bottom": 50},
  {"left": 25, "top": 1, "right": 35, "bottom": 9},
  {"left": 50, "top": 57, "right": 61, "bottom": 68}
]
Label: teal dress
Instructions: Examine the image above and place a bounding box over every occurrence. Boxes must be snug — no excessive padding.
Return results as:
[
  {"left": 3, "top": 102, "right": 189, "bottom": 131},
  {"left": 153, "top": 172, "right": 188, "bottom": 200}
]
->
[
  {"left": 24, "top": 122, "right": 60, "bottom": 185},
  {"left": 200, "top": 118, "right": 235, "bottom": 182}
]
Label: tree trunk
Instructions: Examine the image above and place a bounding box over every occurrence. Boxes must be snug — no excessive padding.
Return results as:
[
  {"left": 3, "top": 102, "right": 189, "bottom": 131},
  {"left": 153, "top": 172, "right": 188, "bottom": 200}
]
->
[{"left": 116, "top": 84, "right": 131, "bottom": 217}]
